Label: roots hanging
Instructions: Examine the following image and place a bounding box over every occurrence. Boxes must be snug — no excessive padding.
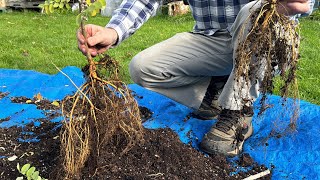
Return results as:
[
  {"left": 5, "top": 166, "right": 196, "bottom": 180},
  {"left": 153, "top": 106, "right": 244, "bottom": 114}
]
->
[
  {"left": 60, "top": 55, "right": 144, "bottom": 179},
  {"left": 235, "top": 0, "right": 300, "bottom": 128}
]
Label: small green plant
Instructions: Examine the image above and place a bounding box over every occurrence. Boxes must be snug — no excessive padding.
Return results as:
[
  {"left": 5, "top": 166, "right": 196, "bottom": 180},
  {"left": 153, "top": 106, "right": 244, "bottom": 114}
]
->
[
  {"left": 76, "top": 0, "right": 106, "bottom": 18},
  {"left": 16, "top": 163, "right": 47, "bottom": 180}
]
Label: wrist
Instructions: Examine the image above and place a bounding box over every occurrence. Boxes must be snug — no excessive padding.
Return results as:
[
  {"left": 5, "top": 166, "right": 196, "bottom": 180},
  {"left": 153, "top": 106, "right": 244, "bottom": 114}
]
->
[{"left": 106, "top": 27, "right": 119, "bottom": 46}]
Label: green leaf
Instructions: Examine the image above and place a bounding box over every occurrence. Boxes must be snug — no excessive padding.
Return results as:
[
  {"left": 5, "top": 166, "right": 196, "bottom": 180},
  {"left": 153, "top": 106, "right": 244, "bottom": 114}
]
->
[
  {"left": 26, "top": 167, "right": 36, "bottom": 177},
  {"left": 98, "top": 0, "right": 106, "bottom": 7},
  {"left": 76, "top": 13, "right": 82, "bottom": 26},
  {"left": 49, "top": 4, "right": 54, "bottom": 13},
  {"left": 93, "top": 1, "right": 102, "bottom": 10},
  {"left": 86, "top": 4, "right": 95, "bottom": 13},
  {"left": 53, "top": 3, "right": 59, "bottom": 7},
  {"left": 31, "top": 171, "right": 39, "bottom": 180},
  {"left": 61, "top": 0, "right": 65, "bottom": 2},
  {"left": 59, "top": 2, "right": 64, "bottom": 8},
  {"left": 21, "top": 164, "right": 31, "bottom": 175},
  {"left": 16, "top": 177, "right": 24, "bottom": 180},
  {"left": 91, "top": 9, "right": 97, "bottom": 16},
  {"left": 65, "top": 3, "right": 71, "bottom": 9},
  {"left": 44, "top": 5, "right": 49, "bottom": 14},
  {"left": 38, "top": 4, "right": 44, "bottom": 8}
]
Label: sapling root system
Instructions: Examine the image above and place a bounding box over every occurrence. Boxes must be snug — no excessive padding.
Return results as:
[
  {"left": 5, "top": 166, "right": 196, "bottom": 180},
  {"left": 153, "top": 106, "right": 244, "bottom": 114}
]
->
[
  {"left": 59, "top": 1, "right": 143, "bottom": 179},
  {"left": 234, "top": 0, "right": 300, "bottom": 130}
]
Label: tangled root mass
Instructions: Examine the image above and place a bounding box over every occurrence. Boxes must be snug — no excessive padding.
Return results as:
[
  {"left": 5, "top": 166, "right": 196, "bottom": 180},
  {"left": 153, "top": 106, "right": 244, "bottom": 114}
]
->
[
  {"left": 234, "top": 1, "right": 300, "bottom": 127},
  {"left": 60, "top": 55, "right": 144, "bottom": 179}
]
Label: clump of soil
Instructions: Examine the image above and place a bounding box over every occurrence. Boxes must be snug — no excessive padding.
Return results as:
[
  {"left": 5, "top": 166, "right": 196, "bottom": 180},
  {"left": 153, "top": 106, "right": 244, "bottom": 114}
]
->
[
  {"left": 77, "top": 128, "right": 270, "bottom": 180},
  {"left": 0, "top": 92, "right": 9, "bottom": 100},
  {"left": 0, "top": 96, "right": 271, "bottom": 180},
  {"left": 139, "top": 106, "right": 154, "bottom": 122}
]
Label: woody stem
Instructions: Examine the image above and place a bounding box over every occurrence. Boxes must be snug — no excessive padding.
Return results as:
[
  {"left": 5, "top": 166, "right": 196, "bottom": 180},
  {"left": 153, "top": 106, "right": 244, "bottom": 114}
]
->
[{"left": 79, "top": 0, "right": 98, "bottom": 80}]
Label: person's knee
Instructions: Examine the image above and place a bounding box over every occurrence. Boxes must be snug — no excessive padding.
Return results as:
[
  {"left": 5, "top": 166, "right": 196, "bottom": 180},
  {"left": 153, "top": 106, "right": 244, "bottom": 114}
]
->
[{"left": 129, "top": 53, "right": 150, "bottom": 86}]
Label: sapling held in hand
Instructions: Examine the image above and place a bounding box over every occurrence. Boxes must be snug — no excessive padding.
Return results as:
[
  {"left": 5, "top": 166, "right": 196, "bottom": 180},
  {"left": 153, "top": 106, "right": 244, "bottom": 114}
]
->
[{"left": 59, "top": 0, "right": 144, "bottom": 179}]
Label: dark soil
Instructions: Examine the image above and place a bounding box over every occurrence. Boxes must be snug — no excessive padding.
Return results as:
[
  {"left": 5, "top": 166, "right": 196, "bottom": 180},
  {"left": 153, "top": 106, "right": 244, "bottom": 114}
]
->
[
  {"left": 139, "top": 106, "right": 154, "bottom": 123},
  {"left": 0, "top": 91, "right": 9, "bottom": 100},
  {"left": 0, "top": 96, "right": 271, "bottom": 179}
]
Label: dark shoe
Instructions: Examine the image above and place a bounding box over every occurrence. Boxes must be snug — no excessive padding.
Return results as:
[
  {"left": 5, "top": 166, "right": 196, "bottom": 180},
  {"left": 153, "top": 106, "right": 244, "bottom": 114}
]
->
[
  {"left": 200, "top": 108, "right": 253, "bottom": 157},
  {"left": 192, "top": 76, "right": 229, "bottom": 120},
  {"left": 192, "top": 98, "right": 221, "bottom": 120}
]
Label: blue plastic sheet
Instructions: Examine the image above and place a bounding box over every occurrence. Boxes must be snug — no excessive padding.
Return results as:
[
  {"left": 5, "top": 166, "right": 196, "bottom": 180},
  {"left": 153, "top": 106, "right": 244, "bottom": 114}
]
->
[{"left": 1, "top": 66, "right": 320, "bottom": 179}]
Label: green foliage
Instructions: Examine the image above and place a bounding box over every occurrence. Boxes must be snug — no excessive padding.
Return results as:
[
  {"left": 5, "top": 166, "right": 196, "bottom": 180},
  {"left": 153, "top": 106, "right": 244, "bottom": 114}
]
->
[
  {"left": 39, "top": 0, "right": 106, "bottom": 16},
  {"left": 76, "top": 0, "right": 106, "bottom": 25},
  {"left": 307, "top": 9, "right": 320, "bottom": 20},
  {"left": 16, "top": 163, "right": 47, "bottom": 180},
  {"left": 39, "top": 0, "right": 72, "bottom": 14}
]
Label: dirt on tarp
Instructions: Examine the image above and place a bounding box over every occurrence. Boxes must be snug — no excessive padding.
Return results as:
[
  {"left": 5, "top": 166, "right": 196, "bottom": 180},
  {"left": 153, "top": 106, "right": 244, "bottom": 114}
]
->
[
  {"left": 0, "top": 96, "right": 271, "bottom": 180},
  {"left": 0, "top": 92, "right": 9, "bottom": 100}
]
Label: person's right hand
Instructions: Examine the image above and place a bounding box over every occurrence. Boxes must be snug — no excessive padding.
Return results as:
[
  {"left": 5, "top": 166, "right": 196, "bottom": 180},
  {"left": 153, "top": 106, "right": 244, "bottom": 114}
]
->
[{"left": 77, "top": 24, "right": 118, "bottom": 57}]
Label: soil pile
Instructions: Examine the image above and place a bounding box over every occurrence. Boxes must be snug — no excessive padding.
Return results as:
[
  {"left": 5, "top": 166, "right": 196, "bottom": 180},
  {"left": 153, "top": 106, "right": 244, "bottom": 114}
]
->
[{"left": 0, "top": 95, "right": 271, "bottom": 180}]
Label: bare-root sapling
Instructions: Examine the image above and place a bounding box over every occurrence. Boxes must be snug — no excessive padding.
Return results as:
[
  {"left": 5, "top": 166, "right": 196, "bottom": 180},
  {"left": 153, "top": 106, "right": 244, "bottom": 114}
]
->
[{"left": 59, "top": 1, "right": 144, "bottom": 179}]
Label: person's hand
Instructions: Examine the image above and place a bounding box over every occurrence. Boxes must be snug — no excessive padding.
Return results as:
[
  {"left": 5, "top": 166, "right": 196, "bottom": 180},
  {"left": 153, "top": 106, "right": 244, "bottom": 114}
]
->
[
  {"left": 277, "top": 0, "right": 310, "bottom": 16},
  {"left": 77, "top": 24, "right": 118, "bottom": 57}
]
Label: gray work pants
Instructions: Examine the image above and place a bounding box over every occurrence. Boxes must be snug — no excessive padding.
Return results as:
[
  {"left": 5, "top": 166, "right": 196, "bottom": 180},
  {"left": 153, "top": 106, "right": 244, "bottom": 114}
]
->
[{"left": 129, "top": 1, "right": 263, "bottom": 110}]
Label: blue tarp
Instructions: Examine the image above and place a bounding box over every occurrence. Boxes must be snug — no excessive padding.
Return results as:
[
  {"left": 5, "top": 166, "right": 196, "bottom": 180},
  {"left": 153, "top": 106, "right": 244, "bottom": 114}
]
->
[{"left": 1, "top": 66, "right": 320, "bottom": 179}]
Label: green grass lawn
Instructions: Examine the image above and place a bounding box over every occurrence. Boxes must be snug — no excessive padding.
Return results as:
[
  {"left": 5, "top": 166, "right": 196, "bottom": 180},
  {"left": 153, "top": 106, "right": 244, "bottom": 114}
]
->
[{"left": 0, "top": 11, "right": 319, "bottom": 104}]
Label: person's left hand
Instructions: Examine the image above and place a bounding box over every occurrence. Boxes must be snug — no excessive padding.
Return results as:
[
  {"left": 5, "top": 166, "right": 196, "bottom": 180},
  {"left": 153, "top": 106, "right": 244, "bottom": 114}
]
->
[{"left": 277, "top": 0, "right": 310, "bottom": 15}]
